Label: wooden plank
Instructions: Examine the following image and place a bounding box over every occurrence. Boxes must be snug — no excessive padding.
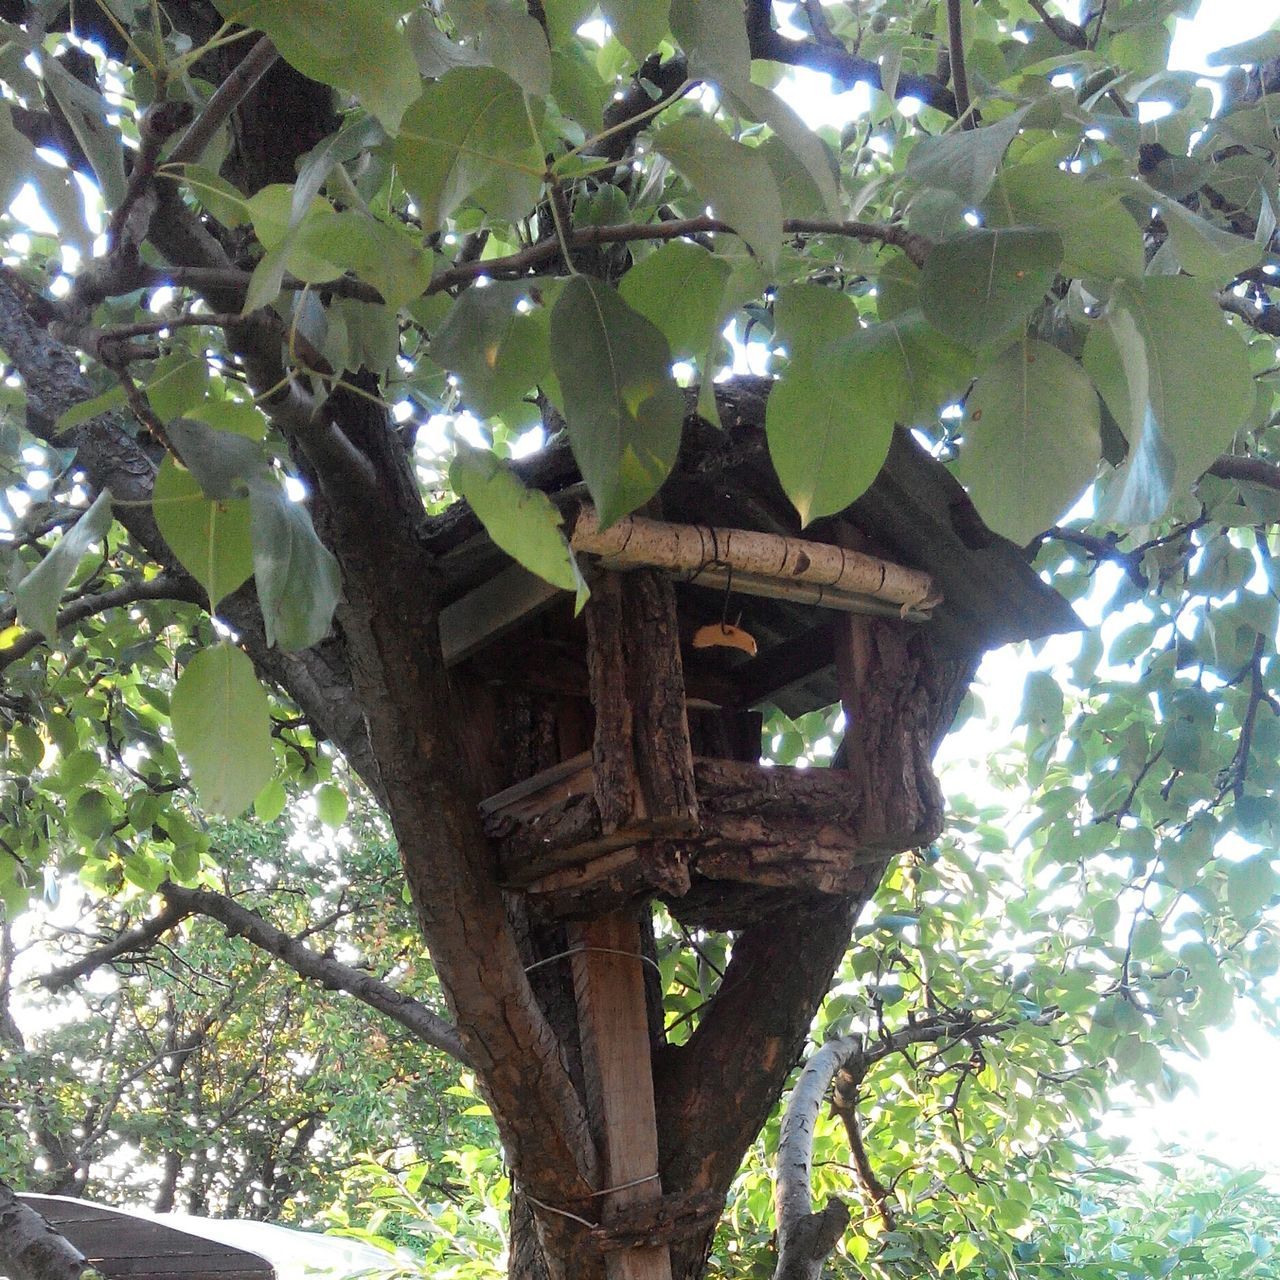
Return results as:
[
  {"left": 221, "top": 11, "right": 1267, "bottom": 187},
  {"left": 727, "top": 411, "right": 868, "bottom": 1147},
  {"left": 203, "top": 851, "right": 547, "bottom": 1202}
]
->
[
  {"left": 478, "top": 751, "right": 592, "bottom": 818},
  {"left": 570, "top": 913, "right": 672, "bottom": 1280},
  {"left": 439, "top": 563, "right": 563, "bottom": 667}
]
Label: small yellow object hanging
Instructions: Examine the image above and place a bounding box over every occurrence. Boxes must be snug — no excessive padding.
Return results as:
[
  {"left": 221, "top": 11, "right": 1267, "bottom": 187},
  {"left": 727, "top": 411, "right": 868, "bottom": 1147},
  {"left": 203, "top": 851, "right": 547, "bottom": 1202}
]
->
[{"left": 692, "top": 622, "right": 758, "bottom": 657}]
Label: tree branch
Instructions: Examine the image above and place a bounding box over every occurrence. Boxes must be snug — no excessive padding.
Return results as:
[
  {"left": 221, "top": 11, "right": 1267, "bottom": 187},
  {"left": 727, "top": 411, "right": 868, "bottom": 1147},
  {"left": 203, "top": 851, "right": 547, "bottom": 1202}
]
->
[
  {"left": 746, "top": 1, "right": 957, "bottom": 116},
  {"left": 1206, "top": 454, "right": 1280, "bottom": 491},
  {"left": 945, "top": 0, "right": 973, "bottom": 126},
  {"left": 168, "top": 35, "right": 280, "bottom": 167},
  {"left": 37, "top": 901, "right": 191, "bottom": 993},
  {"left": 43, "top": 882, "right": 474, "bottom": 1066},
  {"left": 773, "top": 1034, "right": 858, "bottom": 1280},
  {"left": 0, "top": 574, "right": 203, "bottom": 672},
  {"left": 1026, "top": 0, "right": 1089, "bottom": 48}
]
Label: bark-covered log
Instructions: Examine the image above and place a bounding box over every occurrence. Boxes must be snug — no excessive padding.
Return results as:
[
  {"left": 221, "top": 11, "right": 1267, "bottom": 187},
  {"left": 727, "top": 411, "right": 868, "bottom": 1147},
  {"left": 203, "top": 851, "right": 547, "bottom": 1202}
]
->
[{"left": 0, "top": 1184, "right": 97, "bottom": 1280}]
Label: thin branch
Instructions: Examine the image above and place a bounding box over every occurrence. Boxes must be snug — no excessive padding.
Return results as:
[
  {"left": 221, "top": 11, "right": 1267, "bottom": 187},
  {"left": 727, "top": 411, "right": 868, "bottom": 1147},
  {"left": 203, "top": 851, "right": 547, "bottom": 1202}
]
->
[
  {"left": 945, "top": 0, "right": 973, "bottom": 127},
  {"left": 155, "top": 883, "right": 472, "bottom": 1066},
  {"left": 1026, "top": 0, "right": 1089, "bottom": 48},
  {"left": 168, "top": 35, "right": 279, "bottom": 167},
  {"left": 0, "top": 574, "right": 202, "bottom": 672},
  {"left": 39, "top": 901, "right": 190, "bottom": 993},
  {"left": 139, "top": 215, "right": 932, "bottom": 312},
  {"left": 1207, "top": 454, "right": 1280, "bottom": 492}
]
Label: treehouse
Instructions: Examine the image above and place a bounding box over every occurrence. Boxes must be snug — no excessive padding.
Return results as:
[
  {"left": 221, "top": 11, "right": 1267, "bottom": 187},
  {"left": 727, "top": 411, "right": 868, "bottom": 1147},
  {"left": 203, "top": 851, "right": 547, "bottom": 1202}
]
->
[{"left": 427, "top": 387, "right": 1079, "bottom": 933}]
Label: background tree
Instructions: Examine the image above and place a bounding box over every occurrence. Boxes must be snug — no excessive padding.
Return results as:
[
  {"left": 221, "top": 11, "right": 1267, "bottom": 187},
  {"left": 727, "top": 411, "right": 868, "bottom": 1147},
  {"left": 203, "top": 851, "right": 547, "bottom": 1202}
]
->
[{"left": 1, "top": 1, "right": 1280, "bottom": 1278}]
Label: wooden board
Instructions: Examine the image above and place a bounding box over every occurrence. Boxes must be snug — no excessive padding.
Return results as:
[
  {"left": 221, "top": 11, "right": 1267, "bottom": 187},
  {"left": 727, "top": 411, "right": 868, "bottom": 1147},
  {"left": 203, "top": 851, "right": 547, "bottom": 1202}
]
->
[
  {"left": 570, "top": 914, "right": 672, "bottom": 1280},
  {"left": 18, "top": 1196, "right": 274, "bottom": 1280}
]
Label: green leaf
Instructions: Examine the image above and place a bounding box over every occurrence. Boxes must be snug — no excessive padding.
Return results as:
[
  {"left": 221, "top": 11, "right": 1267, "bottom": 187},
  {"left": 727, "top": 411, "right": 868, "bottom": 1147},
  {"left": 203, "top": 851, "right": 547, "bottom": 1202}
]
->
[
  {"left": 449, "top": 0, "right": 553, "bottom": 95},
  {"left": 906, "top": 106, "right": 1030, "bottom": 206},
  {"left": 878, "top": 310, "right": 973, "bottom": 425},
  {"left": 669, "top": 0, "right": 750, "bottom": 85},
  {"left": 449, "top": 442, "right": 589, "bottom": 610},
  {"left": 1156, "top": 195, "right": 1264, "bottom": 281},
  {"left": 147, "top": 353, "right": 209, "bottom": 423},
  {"left": 599, "top": 0, "right": 670, "bottom": 60},
  {"left": 54, "top": 384, "right": 126, "bottom": 433},
  {"left": 247, "top": 477, "right": 343, "bottom": 652},
  {"left": 294, "top": 211, "right": 435, "bottom": 311},
  {"left": 15, "top": 490, "right": 114, "bottom": 642},
  {"left": 254, "top": 777, "right": 288, "bottom": 823},
  {"left": 653, "top": 115, "right": 785, "bottom": 273},
  {"left": 153, "top": 456, "right": 255, "bottom": 610},
  {"left": 920, "top": 226, "right": 1063, "bottom": 348},
  {"left": 395, "top": 67, "right": 543, "bottom": 231},
  {"left": 216, "top": 0, "right": 420, "bottom": 128},
  {"left": 315, "top": 782, "right": 349, "bottom": 828},
  {"left": 171, "top": 643, "right": 276, "bottom": 819},
  {"left": 1206, "top": 29, "right": 1280, "bottom": 66},
  {"left": 767, "top": 326, "right": 906, "bottom": 526},
  {"left": 549, "top": 276, "right": 685, "bottom": 528},
  {"left": 1083, "top": 278, "right": 1254, "bottom": 523},
  {"left": 726, "top": 82, "right": 840, "bottom": 218},
  {"left": 430, "top": 282, "right": 550, "bottom": 417},
  {"left": 166, "top": 418, "right": 268, "bottom": 501},
  {"left": 1227, "top": 854, "right": 1278, "bottom": 921},
  {"left": 70, "top": 789, "right": 113, "bottom": 841},
  {"left": 954, "top": 338, "right": 1102, "bottom": 544},
  {"left": 618, "top": 240, "right": 731, "bottom": 366},
  {"left": 984, "top": 163, "right": 1144, "bottom": 280}
]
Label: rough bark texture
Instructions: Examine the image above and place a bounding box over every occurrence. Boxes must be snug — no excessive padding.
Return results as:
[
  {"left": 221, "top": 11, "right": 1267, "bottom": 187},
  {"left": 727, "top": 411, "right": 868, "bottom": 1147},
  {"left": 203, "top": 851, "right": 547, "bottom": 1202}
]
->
[{"left": 0, "top": 1184, "right": 93, "bottom": 1280}]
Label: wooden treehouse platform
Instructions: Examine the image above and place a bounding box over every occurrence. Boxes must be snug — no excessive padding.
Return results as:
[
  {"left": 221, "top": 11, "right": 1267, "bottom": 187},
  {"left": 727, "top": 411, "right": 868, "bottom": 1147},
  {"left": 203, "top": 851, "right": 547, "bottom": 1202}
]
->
[{"left": 431, "top": 410, "right": 1076, "bottom": 929}]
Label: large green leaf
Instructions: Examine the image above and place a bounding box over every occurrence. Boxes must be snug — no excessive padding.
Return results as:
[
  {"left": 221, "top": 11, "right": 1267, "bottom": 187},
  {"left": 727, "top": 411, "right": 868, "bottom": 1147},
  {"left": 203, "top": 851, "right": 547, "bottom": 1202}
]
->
[
  {"left": 246, "top": 478, "right": 343, "bottom": 652},
  {"left": 618, "top": 240, "right": 731, "bottom": 368},
  {"left": 653, "top": 115, "right": 785, "bottom": 273},
  {"left": 450, "top": 443, "right": 589, "bottom": 610},
  {"left": 171, "top": 643, "right": 276, "bottom": 819},
  {"left": 879, "top": 310, "right": 974, "bottom": 425},
  {"left": 599, "top": 0, "right": 671, "bottom": 59},
  {"left": 669, "top": 0, "right": 750, "bottom": 85},
  {"left": 14, "top": 489, "right": 114, "bottom": 642},
  {"left": 954, "top": 338, "right": 1102, "bottom": 545},
  {"left": 920, "top": 227, "right": 1063, "bottom": 348},
  {"left": 395, "top": 67, "right": 543, "bottom": 231},
  {"left": 448, "top": 0, "right": 553, "bottom": 95},
  {"left": 905, "top": 106, "right": 1030, "bottom": 207},
  {"left": 1156, "top": 196, "right": 1264, "bottom": 282},
  {"left": 153, "top": 458, "right": 254, "bottom": 611},
  {"left": 1084, "top": 278, "right": 1254, "bottom": 523},
  {"left": 215, "top": 0, "right": 420, "bottom": 129},
  {"left": 294, "top": 212, "right": 435, "bottom": 311},
  {"left": 166, "top": 418, "right": 266, "bottom": 502},
  {"left": 772, "top": 282, "right": 858, "bottom": 354},
  {"left": 984, "top": 164, "right": 1144, "bottom": 280},
  {"left": 549, "top": 276, "right": 685, "bottom": 528},
  {"left": 430, "top": 282, "right": 551, "bottom": 417},
  {"left": 767, "top": 327, "right": 907, "bottom": 526},
  {"left": 726, "top": 82, "right": 840, "bottom": 219}
]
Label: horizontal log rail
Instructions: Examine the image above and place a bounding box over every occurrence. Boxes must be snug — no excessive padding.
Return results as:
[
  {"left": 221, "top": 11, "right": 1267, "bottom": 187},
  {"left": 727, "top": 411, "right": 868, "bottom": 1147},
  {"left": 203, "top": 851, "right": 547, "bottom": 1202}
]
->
[{"left": 570, "top": 506, "right": 941, "bottom": 619}]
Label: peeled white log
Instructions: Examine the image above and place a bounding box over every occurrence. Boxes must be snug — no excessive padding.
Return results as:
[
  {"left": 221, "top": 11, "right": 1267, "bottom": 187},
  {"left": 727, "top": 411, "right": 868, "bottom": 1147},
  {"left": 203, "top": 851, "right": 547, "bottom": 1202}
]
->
[{"left": 570, "top": 507, "right": 940, "bottom": 617}]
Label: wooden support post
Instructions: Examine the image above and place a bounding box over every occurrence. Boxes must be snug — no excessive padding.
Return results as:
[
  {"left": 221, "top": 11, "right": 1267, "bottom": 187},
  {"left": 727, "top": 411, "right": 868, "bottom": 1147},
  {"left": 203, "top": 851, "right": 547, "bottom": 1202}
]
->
[{"left": 570, "top": 912, "right": 673, "bottom": 1280}]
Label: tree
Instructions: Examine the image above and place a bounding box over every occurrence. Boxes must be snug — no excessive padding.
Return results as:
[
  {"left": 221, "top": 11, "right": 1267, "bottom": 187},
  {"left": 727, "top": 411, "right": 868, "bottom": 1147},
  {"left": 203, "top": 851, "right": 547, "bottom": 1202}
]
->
[{"left": 1, "top": 0, "right": 1279, "bottom": 1277}]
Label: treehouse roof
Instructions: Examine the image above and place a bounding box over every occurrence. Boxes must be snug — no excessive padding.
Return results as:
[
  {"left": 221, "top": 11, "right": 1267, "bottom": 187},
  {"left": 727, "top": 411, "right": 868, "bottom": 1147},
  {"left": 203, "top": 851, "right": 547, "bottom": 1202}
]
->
[{"left": 427, "top": 384, "right": 1079, "bottom": 718}]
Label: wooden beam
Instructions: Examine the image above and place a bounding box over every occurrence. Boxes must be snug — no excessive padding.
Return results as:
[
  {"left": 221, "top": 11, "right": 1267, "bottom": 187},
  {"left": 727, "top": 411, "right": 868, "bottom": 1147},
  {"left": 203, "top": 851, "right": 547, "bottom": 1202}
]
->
[
  {"left": 570, "top": 914, "right": 673, "bottom": 1280},
  {"left": 439, "top": 564, "right": 563, "bottom": 667}
]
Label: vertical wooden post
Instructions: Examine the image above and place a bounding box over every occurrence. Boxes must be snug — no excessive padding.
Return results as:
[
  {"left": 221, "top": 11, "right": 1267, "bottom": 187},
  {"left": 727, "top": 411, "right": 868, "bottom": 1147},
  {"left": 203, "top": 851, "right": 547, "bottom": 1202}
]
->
[
  {"left": 570, "top": 913, "right": 672, "bottom": 1280},
  {"left": 571, "top": 568, "right": 698, "bottom": 1280}
]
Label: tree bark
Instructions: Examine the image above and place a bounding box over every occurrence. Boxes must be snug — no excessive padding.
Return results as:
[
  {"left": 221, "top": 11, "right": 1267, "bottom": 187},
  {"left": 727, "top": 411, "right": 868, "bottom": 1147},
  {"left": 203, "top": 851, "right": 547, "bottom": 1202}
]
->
[{"left": 0, "top": 1183, "right": 97, "bottom": 1280}]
